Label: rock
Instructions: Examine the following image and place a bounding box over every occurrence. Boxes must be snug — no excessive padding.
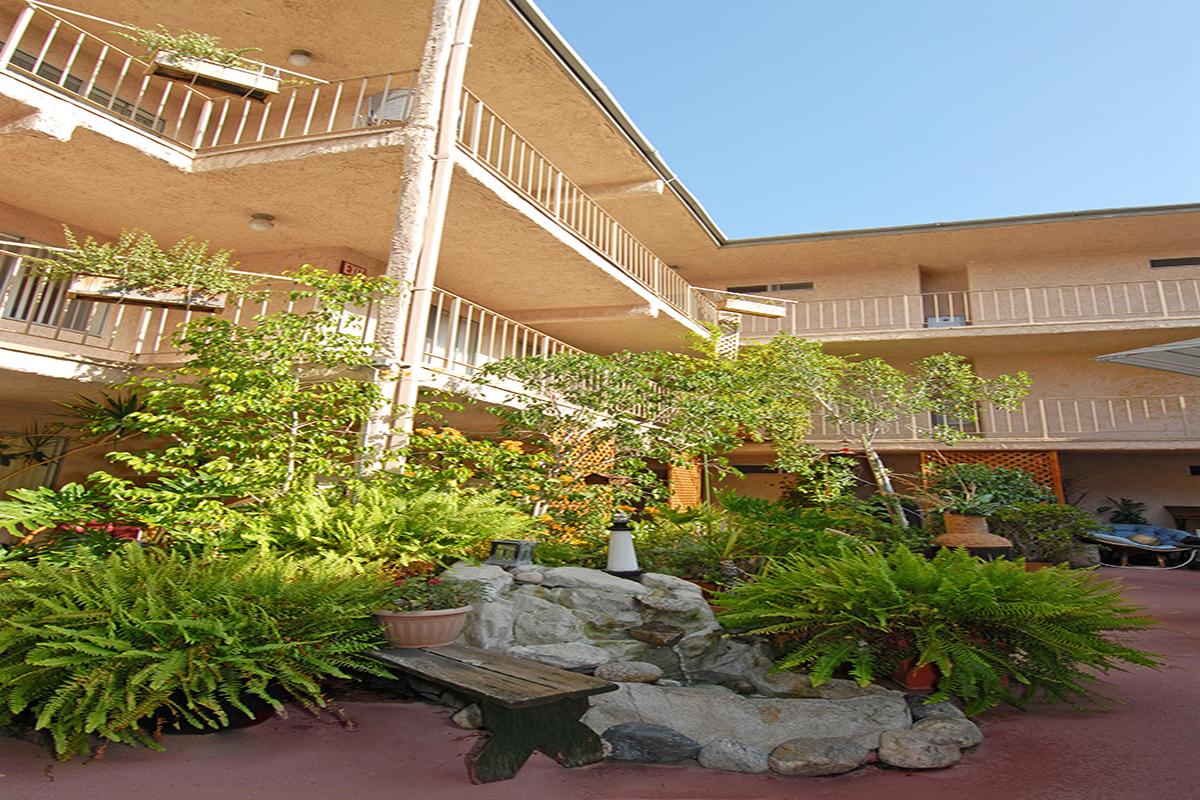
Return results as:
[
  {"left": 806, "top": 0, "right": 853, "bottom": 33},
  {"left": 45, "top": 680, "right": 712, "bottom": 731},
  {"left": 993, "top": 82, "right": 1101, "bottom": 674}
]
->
[
  {"left": 508, "top": 642, "right": 611, "bottom": 671},
  {"left": 594, "top": 661, "right": 664, "bottom": 683},
  {"left": 539, "top": 586, "right": 645, "bottom": 631},
  {"left": 905, "top": 696, "right": 966, "bottom": 721},
  {"left": 540, "top": 567, "right": 649, "bottom": 596},
  {"left": 458, "top": 597, "right": 515, "bottom": 651},
  {"left": 767, "top": 736, "right": 871, "bottom": 776},
  {"left": 512, "top": 571, "right": 544, "bottom": 584},
  {"left": 912, "top": 716, "right": 983, "bottom": 748},
  {"left": 640, "top": 573, "right": 704, "bottom": 594},
  {"left": 629, "top": 623, "right": 685, "bottom": 647},
  {"left": 602, "top": 722, "right": 700, "bottom": 763},
  {"left": 877, "top": 729, "right": 962, "bottom": 769},
  {"left": 584, "top": 682, "right": 911, "bottom": 752},
  {"left": 510, "top": 591, "right": 585, "bottom": 646},
  {"left": 698, "top": 739, "right": 770, "bottom": 773},
  {"left": 656, "top": 679, "right": 685, "bottom": 687},
  {"left": 439, "top": 690, "right": 467, "bottom": 710},
  {"left": 753, "top": 671, "right": 892, "bottom": 700},
  {"left": 441, "top": 562, "right": 513, "bottom": 599},
  {"left": 685, "top": 638, "right": 775, "bottom": 688},
  {"left": 637, "top": 589, "right": 709, "bottom": 614},
  {"left": 451, "top": 704, "right": 483, "bottom": 730}
]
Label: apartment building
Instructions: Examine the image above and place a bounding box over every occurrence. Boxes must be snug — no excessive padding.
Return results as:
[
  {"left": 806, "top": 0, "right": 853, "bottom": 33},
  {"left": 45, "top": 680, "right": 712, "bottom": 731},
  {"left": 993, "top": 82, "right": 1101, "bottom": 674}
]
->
[{"left": 1, "top": 1, "right": 1197, "bottom": 527}]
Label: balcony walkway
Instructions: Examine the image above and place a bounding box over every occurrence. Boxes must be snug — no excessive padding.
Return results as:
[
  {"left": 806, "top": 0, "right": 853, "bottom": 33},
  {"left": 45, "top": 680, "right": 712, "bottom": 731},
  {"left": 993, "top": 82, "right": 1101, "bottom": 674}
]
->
[{"left": 2, "top": 568, "right": 1194, "bottom": 800}]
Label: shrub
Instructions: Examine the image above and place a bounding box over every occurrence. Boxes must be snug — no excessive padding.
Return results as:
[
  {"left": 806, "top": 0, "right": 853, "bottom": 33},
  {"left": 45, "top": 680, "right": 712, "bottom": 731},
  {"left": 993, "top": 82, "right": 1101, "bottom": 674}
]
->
[
  {"left": 989, "top": 502, "right": 1099, "bottom": 562},
  {"left": 244, "top": 483, "right": 534, "bottom": 571},
  {"left": 717, "top": 547, "right": 1159, "bottom": 713},
  {"left": 926, "top": 463, "right": 1055, "bottom": 507},
  {"left": 0, "top": 546, "right": 393, "bottom": 758}
]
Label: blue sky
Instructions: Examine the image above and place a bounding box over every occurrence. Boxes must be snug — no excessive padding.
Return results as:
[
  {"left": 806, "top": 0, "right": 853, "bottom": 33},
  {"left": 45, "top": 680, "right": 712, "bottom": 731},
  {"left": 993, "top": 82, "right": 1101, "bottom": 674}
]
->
[{"left": 534, "top": 0, "right": 1200, "bottom": 238}]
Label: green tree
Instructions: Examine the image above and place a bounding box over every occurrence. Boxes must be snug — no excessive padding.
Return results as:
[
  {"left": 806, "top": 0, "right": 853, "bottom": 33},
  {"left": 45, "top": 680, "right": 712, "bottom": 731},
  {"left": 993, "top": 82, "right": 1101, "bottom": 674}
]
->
[
  {"left": 100, "top": 266, "right": 399, "bottom": 498},
  {"left": 477, "top": 343, "right": 773, "bottom": 515},
  {"left": 736, "top": 336, "right": 1030, "bottom": 526}
]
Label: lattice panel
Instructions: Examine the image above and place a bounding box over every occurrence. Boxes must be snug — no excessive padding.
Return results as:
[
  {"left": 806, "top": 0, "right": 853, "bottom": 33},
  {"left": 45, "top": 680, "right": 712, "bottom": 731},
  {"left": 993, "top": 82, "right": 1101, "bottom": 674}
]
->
[
  {"left": 668, "top": 458, "right": 703, "bottom": 510},
  {"left": 920, "top": 450, "right": 1064, "bottom": 502},
  {"left": 715, "top": 311, "right": 742, "bottom": 359}
]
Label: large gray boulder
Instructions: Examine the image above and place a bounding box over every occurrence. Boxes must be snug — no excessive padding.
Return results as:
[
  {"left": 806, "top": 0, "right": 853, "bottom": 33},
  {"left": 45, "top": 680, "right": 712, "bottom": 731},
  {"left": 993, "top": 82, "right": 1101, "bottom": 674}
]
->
[
  {"left": 441, "top": 562, "right": 513, "bottom": 599},
  {"left": 767, "top": 736, "right": 871, "bottom": 776},
  {"left": 458, "top": 597, "right": 515, "bottom": 651},
  {"left": 640, "top": 573, "right": 704, "bottom": 594},
  {"left": 906, "top": 697, "right": 967, "bottom": 721},
  {"left": 540, "top": 567, "right": 649, "bottom": 596},
  {"left": 603, "top": 723, "right": 700, "bottom": 763},
  {"left": 508, "top": 642, "right": 611, "bottom": 671},
  {"left": 877, "top": 729, "right": 961, "bottom": 769},
  {"left": 510, "top": 591, "right": 585, "bottom": 645},
  {"left": 753, "top": 671, "right": 892, "bottom": 700},
  {"left": 583, "top": 682, "right": 911, "bottom": 752},
  {"left": 698, "top": 739, "right": 770, "bottom": 773}
]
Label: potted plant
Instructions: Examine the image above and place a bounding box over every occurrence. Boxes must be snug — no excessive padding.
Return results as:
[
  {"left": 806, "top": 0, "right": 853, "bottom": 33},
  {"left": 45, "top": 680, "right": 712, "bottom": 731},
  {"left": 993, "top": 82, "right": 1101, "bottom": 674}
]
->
[
  {"left": 119, "top": 25, "right": 281, "bottom": 100},
  {"left": 990, "top": 502, "right": 1098, "bottom": 569},
  {"left": 375, "top": 575, "right": 483, "bottom": 648},
  {"left": 28, "top": 228, "right": 253, "bottom": 312}
]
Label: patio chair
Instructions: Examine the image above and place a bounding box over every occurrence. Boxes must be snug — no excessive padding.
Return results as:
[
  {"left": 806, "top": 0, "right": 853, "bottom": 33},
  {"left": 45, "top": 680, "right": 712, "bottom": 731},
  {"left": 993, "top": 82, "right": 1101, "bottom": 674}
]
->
[{"left": 1085, "top": 523, "right": 1200, "bottom": 569}]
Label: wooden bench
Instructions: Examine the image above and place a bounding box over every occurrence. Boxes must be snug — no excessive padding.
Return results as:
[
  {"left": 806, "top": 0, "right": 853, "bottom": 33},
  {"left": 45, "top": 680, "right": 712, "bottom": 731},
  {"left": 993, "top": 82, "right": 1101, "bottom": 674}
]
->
[{"left": 370, "top": 643, "right": 618, "bottom": 783}]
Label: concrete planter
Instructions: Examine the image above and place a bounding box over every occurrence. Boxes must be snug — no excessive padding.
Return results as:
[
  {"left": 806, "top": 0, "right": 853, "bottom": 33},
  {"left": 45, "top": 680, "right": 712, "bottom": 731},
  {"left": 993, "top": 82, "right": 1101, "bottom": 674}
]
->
[
  {"left": 375, "top": 605, "right": 472, "bottom": 648},
  {"left": 68, "top": 275, "right": 226, "bottom": 312},
  {"left": 148, "top": 50, "right": 280, "bottom": 101}
]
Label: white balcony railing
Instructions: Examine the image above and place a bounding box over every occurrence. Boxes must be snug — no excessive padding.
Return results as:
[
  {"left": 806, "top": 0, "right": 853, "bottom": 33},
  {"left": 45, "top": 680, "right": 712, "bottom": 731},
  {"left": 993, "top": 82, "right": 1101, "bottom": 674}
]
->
[
  {"left": 456, "top": 89, "right": 718, "bottom": 327},
  {"left": 809, "top": 395, "right": 1200, "bottom": 444},
  {"left": 0, "top": 3, "right": 415, "bottom": 151},
  {"left": 422, "top": 287, "right": 582, "bottom": 376},
  {"left": 0, "top": 241, "right": 381, "bottom": 363},
  {"left": 0, "top": 242, "right": 588, "bottom": 385},
  {"left": 741, "top": 278, "right": 1200, "bottom": 339}
]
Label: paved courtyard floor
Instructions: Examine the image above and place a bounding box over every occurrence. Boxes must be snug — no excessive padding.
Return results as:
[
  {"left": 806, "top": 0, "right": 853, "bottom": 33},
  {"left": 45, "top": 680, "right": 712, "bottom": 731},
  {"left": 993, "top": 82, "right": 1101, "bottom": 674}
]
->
[{"left": 2, "top": 567, "right": 1197, "bottom": 800}]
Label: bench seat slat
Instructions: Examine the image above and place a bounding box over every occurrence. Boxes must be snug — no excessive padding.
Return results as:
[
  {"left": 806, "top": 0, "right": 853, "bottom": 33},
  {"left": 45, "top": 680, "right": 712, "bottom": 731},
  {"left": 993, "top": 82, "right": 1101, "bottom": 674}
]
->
[
  {"left": 428, "top": 644, "right": 617, "bottom": 697},
  {"left": 371, "top": 648, "right": 562, "bottom": 707}
]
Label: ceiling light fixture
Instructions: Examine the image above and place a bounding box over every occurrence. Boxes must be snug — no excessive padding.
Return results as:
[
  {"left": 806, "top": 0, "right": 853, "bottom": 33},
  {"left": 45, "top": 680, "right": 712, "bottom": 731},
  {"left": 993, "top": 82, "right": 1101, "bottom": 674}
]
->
[
  {"left": 287, "top": 49, "right": 313, "bottom": 67},
  {"left": 248, "top": 213, "right": 275, "bottom": 231}
]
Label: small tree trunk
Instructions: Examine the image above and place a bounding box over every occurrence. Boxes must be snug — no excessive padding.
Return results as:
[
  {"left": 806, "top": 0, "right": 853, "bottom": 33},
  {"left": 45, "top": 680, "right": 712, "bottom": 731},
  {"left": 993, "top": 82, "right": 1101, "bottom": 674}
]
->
[{"left": 861, "top": 435, "right": 908, "bottom": 528}]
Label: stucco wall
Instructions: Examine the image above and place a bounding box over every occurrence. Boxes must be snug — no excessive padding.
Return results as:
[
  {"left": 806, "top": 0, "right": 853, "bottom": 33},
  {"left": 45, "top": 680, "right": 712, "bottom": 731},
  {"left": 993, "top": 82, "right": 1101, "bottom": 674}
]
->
[{"left": 1059, "top": 451, "right": 1200, "bottom": 528}]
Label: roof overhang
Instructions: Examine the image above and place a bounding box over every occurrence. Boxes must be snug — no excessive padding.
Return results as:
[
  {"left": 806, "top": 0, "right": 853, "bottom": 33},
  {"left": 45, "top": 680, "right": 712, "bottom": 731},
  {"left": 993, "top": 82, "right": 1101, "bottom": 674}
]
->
[{"left": 1097, "top": 337, "right": 1200, "bottom": 377}]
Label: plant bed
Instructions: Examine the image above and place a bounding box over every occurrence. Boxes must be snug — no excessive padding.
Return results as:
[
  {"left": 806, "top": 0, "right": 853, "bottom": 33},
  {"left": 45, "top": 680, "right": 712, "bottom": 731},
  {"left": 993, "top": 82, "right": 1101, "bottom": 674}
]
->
[
  {"left": 148, "top": 50, "right": 280, "bottom": 100},
  {"left": 69, "top": 274, "right": 227, "bottom": 311}
]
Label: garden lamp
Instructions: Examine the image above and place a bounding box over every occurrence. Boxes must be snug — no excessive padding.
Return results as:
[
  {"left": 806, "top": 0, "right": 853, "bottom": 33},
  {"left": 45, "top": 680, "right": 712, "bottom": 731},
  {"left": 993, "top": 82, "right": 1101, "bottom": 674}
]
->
[{"left": 605, "top": 511, "right": 642, "bottom": 578}]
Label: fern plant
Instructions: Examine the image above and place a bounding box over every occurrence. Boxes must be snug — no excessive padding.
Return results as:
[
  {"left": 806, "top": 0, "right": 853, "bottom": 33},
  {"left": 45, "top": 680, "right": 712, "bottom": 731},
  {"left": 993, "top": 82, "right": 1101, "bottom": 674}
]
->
[
  {"left": 0, "top": 546, "right": 393, "bottom": 758},
  {"left": 717, "top": 547, "right": 1159, "bottom": 713},
  {"left": 242, "top": 483, "right": 534, "bottom": 570}
]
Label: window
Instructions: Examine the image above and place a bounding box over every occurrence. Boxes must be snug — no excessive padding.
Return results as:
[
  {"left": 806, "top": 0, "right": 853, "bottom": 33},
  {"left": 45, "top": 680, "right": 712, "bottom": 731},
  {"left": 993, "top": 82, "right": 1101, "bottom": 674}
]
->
[
  {"left": 1150, "top": 257, "right": 1200, "bottom": 269},
  {"left": 1188, "top": 465, "right": 1200, "bottom": 476},
  {"left": 727, "top": 282, "right": 814, "bottom": 293}
]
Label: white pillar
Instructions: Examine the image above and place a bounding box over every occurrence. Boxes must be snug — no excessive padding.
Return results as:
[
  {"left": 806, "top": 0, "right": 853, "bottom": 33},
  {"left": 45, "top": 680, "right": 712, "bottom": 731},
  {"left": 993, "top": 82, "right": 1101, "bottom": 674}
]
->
[{"left": 365, "top": 0, "right": 480, "bottom": 466}]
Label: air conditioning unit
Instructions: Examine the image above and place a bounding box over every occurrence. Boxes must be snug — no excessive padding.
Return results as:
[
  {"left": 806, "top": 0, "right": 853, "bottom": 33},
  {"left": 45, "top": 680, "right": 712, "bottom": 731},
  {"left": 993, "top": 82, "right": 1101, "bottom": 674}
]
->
[{"left": 925, "top": 315, "right": 967, "bottom": 328}]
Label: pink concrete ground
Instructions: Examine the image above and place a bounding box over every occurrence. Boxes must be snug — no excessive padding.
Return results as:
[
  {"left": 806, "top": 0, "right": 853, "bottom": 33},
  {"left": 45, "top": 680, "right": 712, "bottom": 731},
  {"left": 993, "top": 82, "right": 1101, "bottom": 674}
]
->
[{"left": 2, "top": 568, "right": 1198, "bottom": 800}]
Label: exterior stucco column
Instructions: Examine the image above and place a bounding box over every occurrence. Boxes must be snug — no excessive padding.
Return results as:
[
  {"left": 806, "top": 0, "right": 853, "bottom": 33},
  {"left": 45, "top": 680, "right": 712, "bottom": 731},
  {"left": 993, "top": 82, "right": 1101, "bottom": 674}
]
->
[{"left": 365, "top": 0, "right": 480, "bottom": 465}]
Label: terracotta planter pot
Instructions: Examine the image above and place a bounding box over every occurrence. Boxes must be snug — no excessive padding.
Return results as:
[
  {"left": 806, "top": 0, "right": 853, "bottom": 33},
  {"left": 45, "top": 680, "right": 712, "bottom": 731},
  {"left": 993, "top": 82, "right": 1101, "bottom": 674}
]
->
[
  {"left": 1023, "top": 561, "right": 1054, "bottom": 571},
  {"left": 942, "top": 512, "right": 990, "bottom": 538},
  {"left": 892, "top": 658, "right": 939, "bottom": 691},
  {"left": 375, "top": 605, "right": 472, "bottom": 648}
]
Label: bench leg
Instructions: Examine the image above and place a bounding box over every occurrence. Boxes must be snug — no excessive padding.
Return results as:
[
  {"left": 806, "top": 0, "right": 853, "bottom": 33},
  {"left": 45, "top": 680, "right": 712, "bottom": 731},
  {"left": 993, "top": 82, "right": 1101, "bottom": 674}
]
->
[{"left": 466, "top": 697, "right": 604, "bottom": 784}]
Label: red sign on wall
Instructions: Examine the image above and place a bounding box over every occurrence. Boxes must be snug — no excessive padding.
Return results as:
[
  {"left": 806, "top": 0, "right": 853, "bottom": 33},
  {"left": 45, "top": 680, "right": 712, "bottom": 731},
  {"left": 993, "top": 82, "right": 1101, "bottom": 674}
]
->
[{"left": 339, "top": 260, "right": 367, "bottom": 276}]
